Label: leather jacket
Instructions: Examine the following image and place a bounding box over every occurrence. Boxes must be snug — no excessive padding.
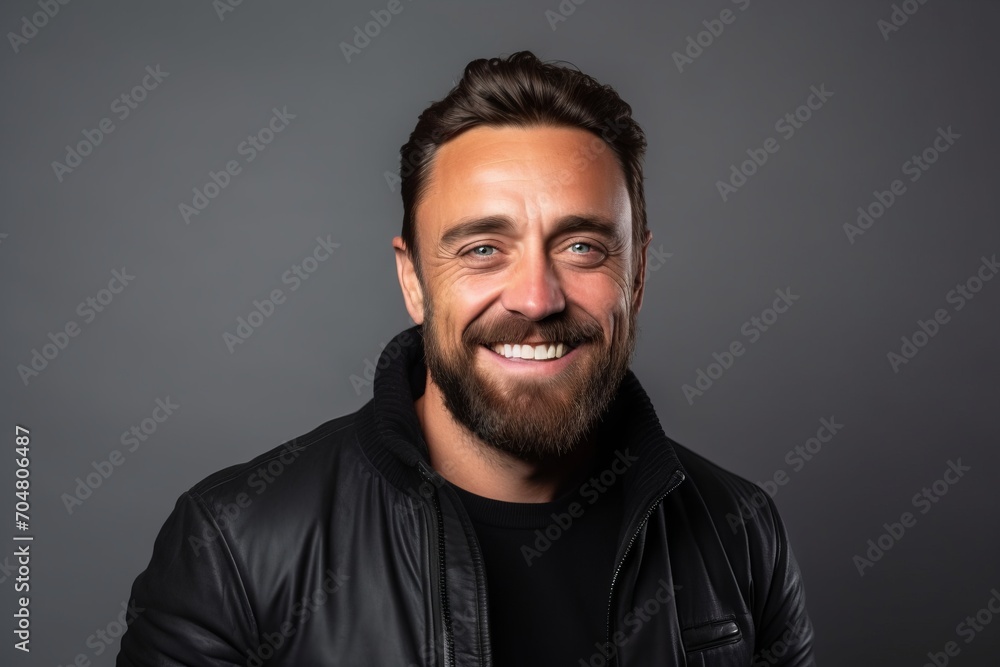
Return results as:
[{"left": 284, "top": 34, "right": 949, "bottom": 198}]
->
[{"left": 118, "top": 326, "right": 816, "bottom": 666}]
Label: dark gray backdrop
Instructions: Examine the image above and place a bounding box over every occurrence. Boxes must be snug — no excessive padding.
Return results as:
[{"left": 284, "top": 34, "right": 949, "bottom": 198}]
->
[{"left": 2, "top": 0, "right": 998, "bottom": 664}]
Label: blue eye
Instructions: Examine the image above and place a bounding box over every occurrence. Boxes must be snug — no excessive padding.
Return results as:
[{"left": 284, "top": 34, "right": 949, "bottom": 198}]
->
[
  {"left": 569, "top": 242, "right": 592, "bottom": 253},
  {"left": 469, "top": 245, "right": 496, "bottom": 256}
]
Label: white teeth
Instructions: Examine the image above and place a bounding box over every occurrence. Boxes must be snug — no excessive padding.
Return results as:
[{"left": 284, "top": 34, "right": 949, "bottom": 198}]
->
[{"left": 486, "top": 341, "right": 573, "bottom": 360}]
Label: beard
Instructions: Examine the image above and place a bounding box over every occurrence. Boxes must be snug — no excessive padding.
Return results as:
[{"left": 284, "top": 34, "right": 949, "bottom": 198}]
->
[{"left": 420, "top": 294, "right": 638, "bottom": 462}]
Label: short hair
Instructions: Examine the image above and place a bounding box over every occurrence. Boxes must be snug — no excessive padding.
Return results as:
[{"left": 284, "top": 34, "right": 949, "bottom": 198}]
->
[{"left": 397, "top": 50, "right": 648, "bottom": 280}]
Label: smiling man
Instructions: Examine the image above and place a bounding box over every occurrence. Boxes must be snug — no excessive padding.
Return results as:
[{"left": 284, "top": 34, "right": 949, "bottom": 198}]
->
[
  {"left": 118, "top": 51, "right": 815, "bottom": 666},
  {"left": 402, "top": 123, "right": 639, "bottom": 470}
]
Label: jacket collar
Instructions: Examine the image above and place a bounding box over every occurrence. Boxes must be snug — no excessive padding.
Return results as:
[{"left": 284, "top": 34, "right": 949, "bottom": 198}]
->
[{"left": 355, "top": 326, "right": 687, "bottom": 524}]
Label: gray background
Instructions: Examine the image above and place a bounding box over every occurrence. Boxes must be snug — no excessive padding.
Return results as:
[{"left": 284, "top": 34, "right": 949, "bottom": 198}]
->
[{"left": 2, "top": 0, "right": 999, "bottom": 664}]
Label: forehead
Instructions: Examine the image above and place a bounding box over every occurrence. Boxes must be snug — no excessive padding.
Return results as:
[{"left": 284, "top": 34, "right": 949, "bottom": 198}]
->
[{"left": 415, "top": 125, "right": 630, "bottom": 239}]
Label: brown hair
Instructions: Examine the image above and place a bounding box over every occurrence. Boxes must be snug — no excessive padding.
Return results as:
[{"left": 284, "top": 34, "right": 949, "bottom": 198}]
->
[{"left": 397, "top": 50, "right": 648, "bottom": 279}]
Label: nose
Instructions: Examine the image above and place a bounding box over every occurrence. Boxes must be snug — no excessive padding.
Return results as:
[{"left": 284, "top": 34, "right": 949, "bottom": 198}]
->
[{"left": 500, "top": 245, "right": 566, "bottom": 320}]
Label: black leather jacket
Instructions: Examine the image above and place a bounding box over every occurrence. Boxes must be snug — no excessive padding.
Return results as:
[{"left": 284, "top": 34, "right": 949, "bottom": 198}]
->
[{"left": 118, "top": 326, "right": 816, "bottom": 666}]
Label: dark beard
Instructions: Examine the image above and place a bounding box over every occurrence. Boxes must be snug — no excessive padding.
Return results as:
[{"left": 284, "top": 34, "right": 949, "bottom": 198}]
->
[{"left": 420, "top": 296, "right": 638, "bottom": 461}]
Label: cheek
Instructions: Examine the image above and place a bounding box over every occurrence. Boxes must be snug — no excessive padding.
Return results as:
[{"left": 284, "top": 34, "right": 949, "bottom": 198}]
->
[
  {"left": 451, "top": 279, "right": 503, "bottom": 315},
  {"left": 563, "top": 270, "right": 631, "bottom": 314},
  {"left": 429, "top": 282, "right": 496, "bottom": 341}
]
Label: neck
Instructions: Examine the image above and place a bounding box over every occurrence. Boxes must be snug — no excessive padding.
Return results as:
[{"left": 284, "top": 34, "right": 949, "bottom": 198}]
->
[{"left": 414, "top": 377, "right": 601, "bottom": 503}]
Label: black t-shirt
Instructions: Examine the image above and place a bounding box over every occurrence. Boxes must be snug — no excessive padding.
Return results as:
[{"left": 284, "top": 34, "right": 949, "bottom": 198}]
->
[{"left": 448, "top": 443, "right": 625, "bottom": 666}]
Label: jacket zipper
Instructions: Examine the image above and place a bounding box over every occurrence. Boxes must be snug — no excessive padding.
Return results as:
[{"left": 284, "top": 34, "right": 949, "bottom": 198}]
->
[
  {"left": 604, "top": 470, "right": 685, "bottom": 667},
  {"left": 420, "top": 464, "right": 455, "bottom": 667}
]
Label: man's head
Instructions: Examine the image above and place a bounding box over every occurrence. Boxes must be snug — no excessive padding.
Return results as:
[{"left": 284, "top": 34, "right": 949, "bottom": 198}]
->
[{"left": 392, "top": 51, "right": 651, "bottom": 462}]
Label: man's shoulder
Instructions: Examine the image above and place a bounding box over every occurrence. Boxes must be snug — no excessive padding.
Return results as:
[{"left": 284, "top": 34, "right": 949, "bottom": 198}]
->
[
  {"left": 670, "top": 439, "right": 760, "bottom": 501},
  {"left": 185, "top": 405, "right": 367, "bottom": 508},
  {"left": 667, "top": 438, "right": 784, "bottom": 538}
]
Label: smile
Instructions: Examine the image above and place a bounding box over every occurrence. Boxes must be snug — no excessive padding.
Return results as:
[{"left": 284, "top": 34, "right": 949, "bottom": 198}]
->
[{"left": 482, "top": 342, "right": 575, "bottom": 361}]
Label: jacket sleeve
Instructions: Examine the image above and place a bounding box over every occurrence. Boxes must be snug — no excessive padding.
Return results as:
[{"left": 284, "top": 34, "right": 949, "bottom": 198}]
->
[
  {"left": 751, "top": 492, "right": 816, "bottom": 666},
  {"left": 117, "top": 490, "right": 259, "bottom": 666}
]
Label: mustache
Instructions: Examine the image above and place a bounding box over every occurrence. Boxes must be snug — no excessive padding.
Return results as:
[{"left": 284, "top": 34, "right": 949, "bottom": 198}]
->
[{"left": 463, "top": 313, "right": 603, "bottom": 347}]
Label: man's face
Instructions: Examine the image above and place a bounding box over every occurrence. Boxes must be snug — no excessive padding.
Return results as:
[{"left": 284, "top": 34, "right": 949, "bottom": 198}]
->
[{"left": 395, "top": 125, "right": 650, "bottom": 460}]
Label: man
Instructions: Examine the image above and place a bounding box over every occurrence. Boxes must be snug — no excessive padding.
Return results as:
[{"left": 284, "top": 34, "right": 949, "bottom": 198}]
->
[{"left": 118, "top": 51, "right": 815, "bottom": 665}]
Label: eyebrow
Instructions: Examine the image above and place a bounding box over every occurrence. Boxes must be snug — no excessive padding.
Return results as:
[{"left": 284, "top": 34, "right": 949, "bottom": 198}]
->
[{"left": 439, "top": 214, "right": 626, "bottom": 248}]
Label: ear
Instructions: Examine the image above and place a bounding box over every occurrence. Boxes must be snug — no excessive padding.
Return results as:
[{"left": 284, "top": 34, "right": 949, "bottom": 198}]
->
[
  {"left": 393, "top": 236, "right": 425, "bottom": 324},
  {"left": 632, "top": 229, "right": 653, "bottom": 314}
]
